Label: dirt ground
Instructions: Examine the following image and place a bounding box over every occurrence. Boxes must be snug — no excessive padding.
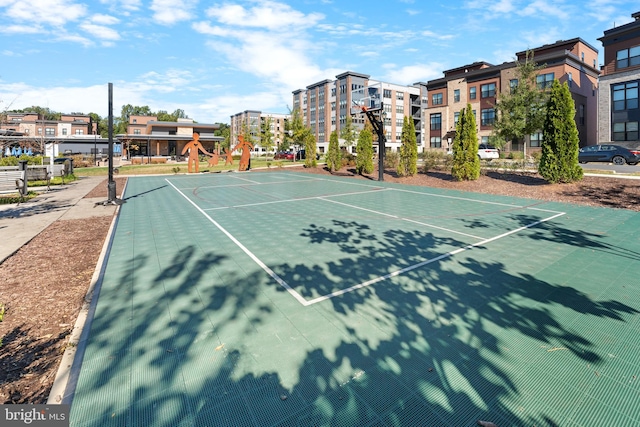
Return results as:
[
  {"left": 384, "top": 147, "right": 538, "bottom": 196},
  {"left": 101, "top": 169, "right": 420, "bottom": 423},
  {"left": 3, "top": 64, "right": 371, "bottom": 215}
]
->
[{"left": 1, "top": 167, "right": 638, "bottom": 404}]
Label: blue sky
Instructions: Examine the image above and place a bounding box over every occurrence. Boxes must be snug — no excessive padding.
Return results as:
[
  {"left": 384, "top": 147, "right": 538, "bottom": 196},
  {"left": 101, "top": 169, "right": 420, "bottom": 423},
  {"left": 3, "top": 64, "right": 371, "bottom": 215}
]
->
[{"left": 0, "top": 0, "right": 638, "bottom": 124}]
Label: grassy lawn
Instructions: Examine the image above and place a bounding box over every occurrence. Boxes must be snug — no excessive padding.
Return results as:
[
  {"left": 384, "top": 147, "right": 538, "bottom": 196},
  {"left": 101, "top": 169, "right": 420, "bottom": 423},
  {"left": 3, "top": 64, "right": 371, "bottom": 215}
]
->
[{"left": 74, "top": 158, "right": 308, "bottom": 177}]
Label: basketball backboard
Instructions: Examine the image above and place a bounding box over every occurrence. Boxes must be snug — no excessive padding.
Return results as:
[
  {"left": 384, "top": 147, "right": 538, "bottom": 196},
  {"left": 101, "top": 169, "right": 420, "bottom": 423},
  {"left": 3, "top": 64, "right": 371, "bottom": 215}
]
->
[{"left": 350, "top": 82, "right": 382, "bottom": 116}]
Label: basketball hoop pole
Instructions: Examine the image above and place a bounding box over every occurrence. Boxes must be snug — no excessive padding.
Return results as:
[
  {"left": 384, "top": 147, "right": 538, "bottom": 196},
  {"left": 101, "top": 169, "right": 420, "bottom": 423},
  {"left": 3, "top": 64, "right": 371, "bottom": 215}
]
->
[{"left": 360, "top": 106, "right": 385, "bottom": 182}]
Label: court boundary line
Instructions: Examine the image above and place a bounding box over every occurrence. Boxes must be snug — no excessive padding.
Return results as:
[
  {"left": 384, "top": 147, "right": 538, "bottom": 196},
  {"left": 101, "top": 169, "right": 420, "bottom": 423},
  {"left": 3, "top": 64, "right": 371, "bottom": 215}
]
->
[{"left": 167, "top": 176, "right": 566, "bottom": 307}]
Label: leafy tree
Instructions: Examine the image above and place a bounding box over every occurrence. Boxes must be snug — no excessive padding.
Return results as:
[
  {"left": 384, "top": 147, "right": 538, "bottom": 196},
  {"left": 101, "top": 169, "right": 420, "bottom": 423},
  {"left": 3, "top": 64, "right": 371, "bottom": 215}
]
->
[
  {"left": 492, "top": 50, "right": 548, "bottom": 154},
  {"left": 326, "top": 130, "right": 341, "bottom": 172},
  {"left": 215, "top": 124, "right": 231, "bottom": 150},
  {"left": 397, "top": 116, "right": 418, "bottom": 177},
  {"left": 260, "top": 117, "right": 275, "bottom": 158},
  {"left": 451, "top": 104, "right": 480, "bottom": 181},
  {"left": 538, "top": 80, "right": 583, "bottom": 183},
  {"left": 116, "top": 104, "right": 152, "bottom": 134},
  {"left": 157, "top": 109, "right": 188, "bottom": 122},
  {"left": 340, "top": 115, "right": 358, "bottom": 151},
  {"left": 303, "top": 128, "right": 317, "bottom": 168},
  {"left": 356, "top": 127, "right": 374, "bottom": 175}
]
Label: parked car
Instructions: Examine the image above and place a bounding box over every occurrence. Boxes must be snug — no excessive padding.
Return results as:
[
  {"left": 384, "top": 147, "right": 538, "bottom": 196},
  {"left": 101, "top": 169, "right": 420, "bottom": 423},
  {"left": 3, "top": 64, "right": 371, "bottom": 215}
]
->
[
  {"left": 578, "top": 144, "right": 640, "bottom": 165},
  {"left": 296, "top": 149, "right": 321, "bottom": 161},
  {"left": 54, "top": 157, "right": 73, "bottom": 164},
  {"left": 274, "top": 151, "right": 294, "bottom": 160},
  {"left": 478, "top": 144, "right": 500, "bottom": 160}
]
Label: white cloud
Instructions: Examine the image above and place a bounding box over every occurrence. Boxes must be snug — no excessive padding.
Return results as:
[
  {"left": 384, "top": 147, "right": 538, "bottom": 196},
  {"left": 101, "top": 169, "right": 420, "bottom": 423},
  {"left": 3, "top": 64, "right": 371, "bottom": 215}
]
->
[
  {"left": 0, "top": 25, "right": 44, "bottom": 35},
  {"left": 205, "top": 1, "right": 324, "bottom": 30},
  {"left": 91, "top": 14, "right": 120, "bottom": 25},
  {"left": 80, "top": 24, "right": 120, "bottom": 41},
  {"left": 150, "top": 0, "right": 197, "bottom": 25},
  {"left": 382, "top": 63, "right": 444, "bottom": 85},
  {"left": 3, "top": 0, "right": 87, "bottom": 26}
]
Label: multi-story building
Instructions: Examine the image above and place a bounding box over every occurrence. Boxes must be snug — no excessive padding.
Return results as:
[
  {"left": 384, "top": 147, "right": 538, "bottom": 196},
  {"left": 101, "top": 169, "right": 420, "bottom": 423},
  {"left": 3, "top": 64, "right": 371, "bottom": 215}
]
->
[
  {"left": 293, "top": 71, "right": 423, "bottom": 154},
  {"left": 229, "top": 110, "right": 290, "bottom": 154},
  {"left": 118, "top": 116, "right": 221, "bottom": 159},
  {"left": 422, "top": 38, "right": 600, "bottom": 154},
  {"left": 598, "top": 11, "right": 640, "bottom": 146},
  {"left": 0, "top": 112, "right": 104, "bottom": 157}
]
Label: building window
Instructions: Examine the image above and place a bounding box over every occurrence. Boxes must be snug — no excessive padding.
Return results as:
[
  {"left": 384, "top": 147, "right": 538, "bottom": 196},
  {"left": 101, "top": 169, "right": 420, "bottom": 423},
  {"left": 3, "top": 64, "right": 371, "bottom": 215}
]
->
[
  {"left": 612, "top": 81, "right": 638, "bottom": 111},
  {"left": 134, "top": 129, "right": 141, "bottom": 135},
  {"left": 616, "top": 46, "right": 640, "bottom": 69},
  {"left": 454, "top": 89, "right": 460, "bottom": 102},
  {"left": 45, "top": 127, "right": 55, "bottom": 136},
  {"left": 510, "top": 79, "right": 518, "bottom": 93},
  {"left": 454, "top": 112, "right": 460, "bottom": 124},
  {"left": 581, "top": 52, "right": 585, "bottom": 62},
  {"left": 75, "top": 129, "right": 84, "bottom": 135},
  {"left": 383, "top": 89, "right": 392, "bottom": 98},
  {"left": 469, "top": 86, "right": 476, "bottom": 100},
  {"left": 132, "top": 119, "right": 137, "bottom": 124},
  {"left": 37, "top": 128, "right": 42, "bottom": 135},
  {"left": 536, "top": 73, "right": 554, "bottom": 89},
  {"left": 430, "top": 113, "right": 441, "bottom": 131},
  {"left": 481, "top": 83, "right": 496, "bottom": 98},
  {"left": 613, "top": 121, "right": 639, "bottom": 141},
  {"left": 530, "top": 132, "right": 543, "bottom": 147},
  {"left": 578, "top": 104, "right": 585, "bottom": 125},
  {"left": 432, "top": 93, "right": 443, "bottom": 105},
  {"left": 62, "top": 128, "right": 68, "bottom": 135},
  {"left": 481, "top": 108, "right": 495, "bottom": 126},
  {"left": 430, "top": 136, "right": 442, "bottom": 148},
  {"left": 396, "top": 92, "right": 404, "bottom": 100}
]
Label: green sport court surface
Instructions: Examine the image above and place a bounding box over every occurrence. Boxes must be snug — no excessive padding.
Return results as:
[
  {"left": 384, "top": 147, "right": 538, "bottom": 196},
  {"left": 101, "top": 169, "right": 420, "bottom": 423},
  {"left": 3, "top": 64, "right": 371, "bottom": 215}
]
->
[{"left": 68, "top": 171, "right": 640, "bottom": 426}]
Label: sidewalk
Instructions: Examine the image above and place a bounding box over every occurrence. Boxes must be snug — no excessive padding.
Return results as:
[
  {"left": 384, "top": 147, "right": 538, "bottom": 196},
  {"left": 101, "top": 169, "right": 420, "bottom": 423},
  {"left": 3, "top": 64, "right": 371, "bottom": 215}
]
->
[{"left": 0, "top": 176, "right": 119, "bottom": 265}]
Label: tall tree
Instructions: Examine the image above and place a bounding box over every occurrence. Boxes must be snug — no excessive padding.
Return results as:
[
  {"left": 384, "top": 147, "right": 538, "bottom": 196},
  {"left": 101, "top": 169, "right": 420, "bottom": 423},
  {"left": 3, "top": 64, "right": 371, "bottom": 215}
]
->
[
  {"left": 326, "top": 130, "right": 341, "bottom": 172},
  {"left": 260, "top": 117, "right": 275, "bottom": 158},
  {"left": 340, "top": 115, "right": 358, "bottom": 151},
  {"left": 538, "top": 80, "right": 583, "bottom": 183},
  {"left": 303, "top": 128, "right": 317, "bottom": 168},
  {"left": 356, "top": 127, "right": 374, "bottom": 175},
  {"left": 397, "top": 116, "right": 418, "bottom": 177},
  {"left": 451, "top": 104, "right": 480, "bottom": 181},
  {"left": 492, "top": 50, "right": 548, "bottom": 155}
]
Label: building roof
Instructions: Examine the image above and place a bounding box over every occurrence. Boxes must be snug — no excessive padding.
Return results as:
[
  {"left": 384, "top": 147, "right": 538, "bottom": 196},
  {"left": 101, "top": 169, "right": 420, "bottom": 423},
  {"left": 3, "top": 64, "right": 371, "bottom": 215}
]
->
[{"left": 598, "top": 12, "right": 640, "bottom": 44}]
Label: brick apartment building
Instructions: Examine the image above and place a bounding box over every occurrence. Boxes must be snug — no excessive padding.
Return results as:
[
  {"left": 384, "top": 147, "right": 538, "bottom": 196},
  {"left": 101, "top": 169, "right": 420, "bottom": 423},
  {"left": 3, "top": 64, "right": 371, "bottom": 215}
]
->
[
  {"left": 118, "top": 116, "right": 222, "bottom": 159},
  {"left": 598, "top": 11, "right": 640, "bottom": 146},
  {"left": 421, "top": 38, "right": 600, "bottom": 155}
]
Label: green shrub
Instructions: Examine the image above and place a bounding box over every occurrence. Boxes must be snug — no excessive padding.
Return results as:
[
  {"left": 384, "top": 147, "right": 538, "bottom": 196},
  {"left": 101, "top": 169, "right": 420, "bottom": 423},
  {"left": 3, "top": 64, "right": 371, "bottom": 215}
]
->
[
  {"left": 384, "top": 151, "right": 399, "bottom": 169},
  {"left": 422, "top": 150, "right": 445, "bottom": 172}
]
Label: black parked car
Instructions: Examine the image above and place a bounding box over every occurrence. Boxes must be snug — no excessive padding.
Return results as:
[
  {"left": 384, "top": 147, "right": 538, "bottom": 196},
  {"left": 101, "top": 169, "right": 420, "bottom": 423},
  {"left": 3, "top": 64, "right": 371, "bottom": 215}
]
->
[
  {"left": 578, "top": 144, "right": 640, "bottom": 165},
  {"left": 295, "top": 149, "right": 320, "bottom": 161}
]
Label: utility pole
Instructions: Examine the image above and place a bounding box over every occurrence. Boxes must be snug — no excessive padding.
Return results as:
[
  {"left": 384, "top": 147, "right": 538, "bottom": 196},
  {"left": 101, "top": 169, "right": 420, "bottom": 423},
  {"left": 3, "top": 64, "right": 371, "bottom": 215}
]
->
[{"left": 363, "top": 109, "right": 386, "bottom": 182}]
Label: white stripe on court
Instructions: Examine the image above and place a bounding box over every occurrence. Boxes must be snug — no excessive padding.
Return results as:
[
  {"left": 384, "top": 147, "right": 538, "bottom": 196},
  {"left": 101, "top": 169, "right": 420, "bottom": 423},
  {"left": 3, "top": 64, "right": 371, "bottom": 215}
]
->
[
  {"left": 167, "top": 174, "right": 567, "bottom": 307},
  {"left": 304, "top": 211, "right": 566, "bottom": 306},
  {"left": 192, "top": 177, "right": 327, "bottom": 190},
  {"left": 203, "top": 187, "right": 389, "bottom": 211},
  {"left": 165, "top": 178, "right": 310, "bottom": 306},
  {"left": 320, "top": 198, "right": 485, "bottom": 240}
]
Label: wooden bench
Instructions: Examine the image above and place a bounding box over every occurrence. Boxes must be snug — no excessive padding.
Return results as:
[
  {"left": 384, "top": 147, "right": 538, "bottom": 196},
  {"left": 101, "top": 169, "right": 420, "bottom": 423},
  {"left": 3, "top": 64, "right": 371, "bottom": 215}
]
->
[{"left": 0, "top": 170, "right": 26, "bottom": 202}]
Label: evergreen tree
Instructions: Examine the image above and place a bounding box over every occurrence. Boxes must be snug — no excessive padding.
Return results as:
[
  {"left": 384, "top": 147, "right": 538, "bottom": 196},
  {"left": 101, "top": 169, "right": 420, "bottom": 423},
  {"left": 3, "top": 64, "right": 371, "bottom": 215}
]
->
[
  {"left": 451, "top": 104, "right": 480, "bottom": 181},
  {"left": 340, "top": 115, "right": 358, "bottom": 151},
  {"left": 538, "top": 80, "right": 583, "bottom": 183},
  {"left": 397, "top": 116, "right": 418, "bottom": 176},
  {"left": 326, "top": 130, "right": 341, "bottom": 172},
  {"left": 303, "top": 128, "right": 317, "bottom": 168},
  {"left": 492, "top": 50, "right": 548, "bottom": 154},
  {"left": 356, "top": 127, "right": 374, "bottom": 175}
]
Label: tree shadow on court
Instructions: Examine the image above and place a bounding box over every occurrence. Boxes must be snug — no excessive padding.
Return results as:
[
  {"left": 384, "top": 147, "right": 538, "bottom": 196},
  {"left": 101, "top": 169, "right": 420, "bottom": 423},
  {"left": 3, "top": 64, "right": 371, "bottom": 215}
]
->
[{"left": 69, "top": 203, "right": 640, "bottom": 426}]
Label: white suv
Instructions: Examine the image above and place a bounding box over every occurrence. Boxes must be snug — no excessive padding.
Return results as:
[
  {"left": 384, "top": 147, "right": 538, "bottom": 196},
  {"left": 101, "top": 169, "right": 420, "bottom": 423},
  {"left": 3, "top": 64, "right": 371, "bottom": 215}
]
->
[{"left": 478, "top": 144, "right": 499, "bottom": 160}]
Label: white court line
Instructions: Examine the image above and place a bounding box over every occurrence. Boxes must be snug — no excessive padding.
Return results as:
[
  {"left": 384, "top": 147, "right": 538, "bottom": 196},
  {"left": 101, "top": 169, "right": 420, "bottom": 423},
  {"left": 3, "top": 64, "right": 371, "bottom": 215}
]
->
[
  {"left": 167, "top": 175, "right": 567, "bottom": 307},
  {"left": 320, "top": 198, "right": 485, "bottom": 240},
  {"left": 165, "top": 178, "right": 309, "bottom": 306},
  {"left": 304, "top": 211, "right": 566, "bottom": 306},
  {"left": 191, "top": 177, "right": 327, "bottom": 190},
  {"left": 203, "top": 187, "right": 389, "bottom": 211}
]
